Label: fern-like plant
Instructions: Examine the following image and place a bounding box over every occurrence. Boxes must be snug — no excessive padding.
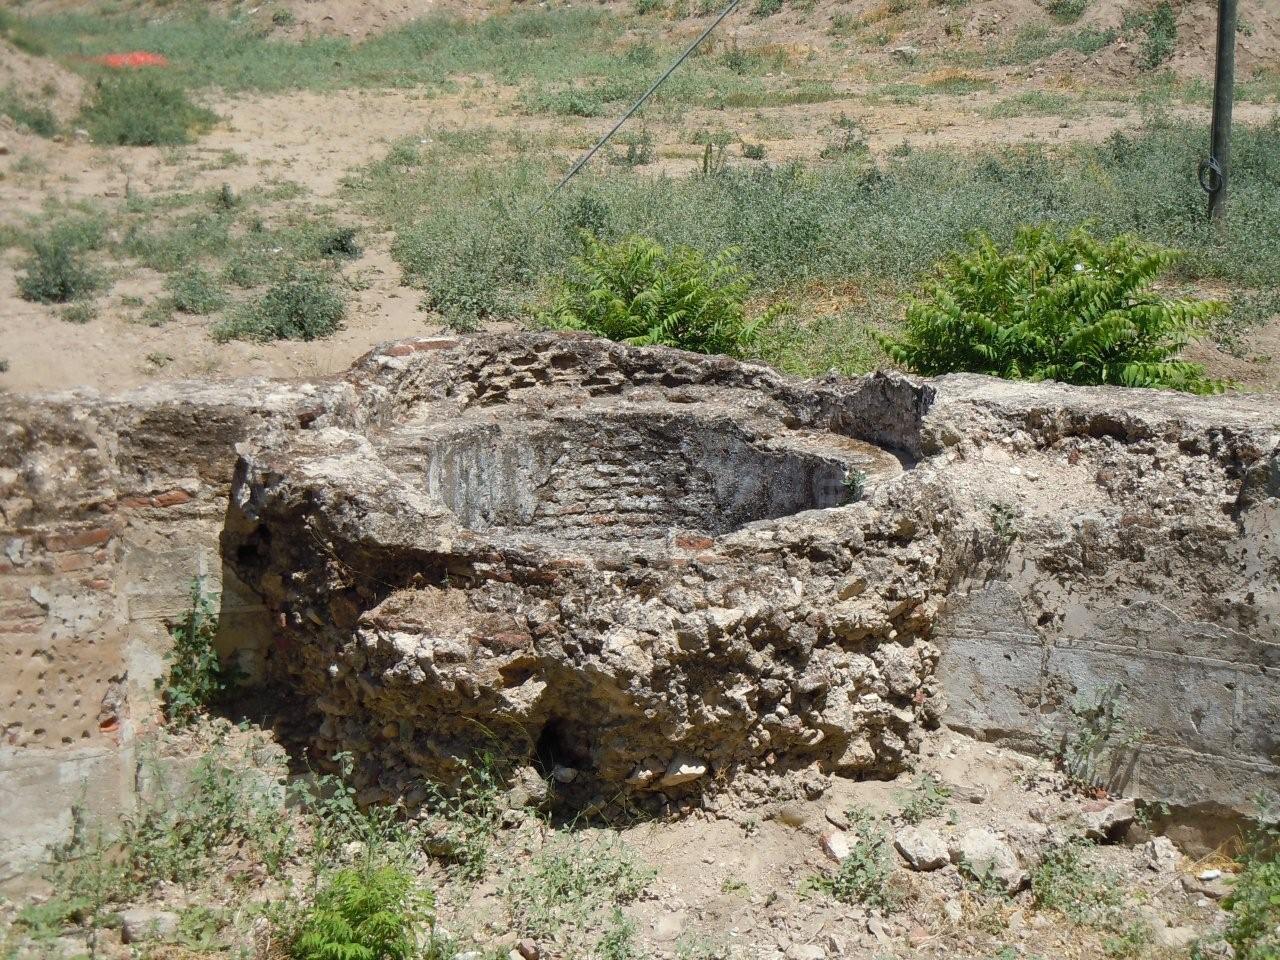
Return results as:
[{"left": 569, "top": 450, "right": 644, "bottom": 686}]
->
[
  {"left": 539, "top": 234, "right": 784, "bottom": 358},
  {"left": 293, "top": 866, "right": 432, "bottom": 960},
  {"left": 881, "top": 226, "right": 1224, "bottom": 394}
]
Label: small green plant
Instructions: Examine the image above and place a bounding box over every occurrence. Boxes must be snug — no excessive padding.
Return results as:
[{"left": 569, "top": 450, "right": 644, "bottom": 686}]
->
[
  {"left": 598, "top": 909, "right": 640, "bottom": 960},
  {"left": 1223, "top": 803, "right": 1280, "bottom": 960},
  {"left": 506, "top": 836, "right": 653, "bottom": 938},
  {"left": 1045, "top": 0, "right": 1089, "bottom": 23},
  {"left": 168, "top": 268, "right": 228, "bottom": 315},
  {"left": 1032, "top": 841, "right": 1149, "bottom": 955},
  {"left": 881, "top": 225, "right": 1224, "bottom": 394},
  {"left": 320, "top": 227, "right": 363, "bottom": 259},
  {"left": 540, "top": 235, "right": 783, "bottom": 358},
  {"left": 60, "top": 301, "right": 98, "bottom": 325},
  {"left": 215, "top": 270, "right": 344, "bottom": 342},
  {"left": 272, "top": 8, "right": 296, "bottom": 26},
  {"left": 842, "top": 468, "right": 867, "bottom": 504},
  {"left": 292, "top": 865, "right": 433, "bottom": 960},
  {"left": 158, "top": 579, "right": 234, "bottom": 726},
  {"left": 820, "top": 115, "right": 868, "bottom": 160},
  {"left": 899, "top": 774, "right": 952, "bottom": 825},
  {"left": 0, "top": 86, "right": 58, "bottom": 137},
  {"left": 754, "top": 0, "right": 783, "bottom": 18},
  {"left": 802, "top": 810, "right": 896, "bottom": 909},
  {"left": 415, "top": 756, "right": 504, "bottom": 881},
  {"left": 610, "top": 131, "right": 654, "bottom": 168},
  {"left": 1127, "top": 2, "right": 1178, "bottom": 70},
  {"left": 79, "top": 74, "right": 217, "bottom": 147},
  {"left": 294, "top": 752, "right": 411, "bottom": 867},
  {"left": 17, "top": 237, "right": 102, "bottom": 304},
  {"left": 740, "top": 141, "right": 767, "bottom": 160},
  {"left": 1054, "top": 684, "right": 1144, "bottom": 796}
]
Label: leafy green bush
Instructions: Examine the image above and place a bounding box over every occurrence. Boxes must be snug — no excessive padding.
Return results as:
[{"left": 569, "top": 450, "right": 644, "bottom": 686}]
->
[
  {"left": 214, "top": 270, "right": 344, "bottom": 341},
  {"left": 80, "top": 74, "right": 216, "bottom": 146},
  {"left": 292, "top": 866, "right": 432, "bottom": 960},
  {"left": 540, "top": 235, "right": 783, "bottom": 357},
  {"left": 1224, "top": 814, "right": 1280, "bottom": 960},
  {"left": 159, "top": 580, "right": 237, "bottom": 726},
  {"left": 17, "top": 237, "right": 102, "bottom": 303},
  {"left": 1125, "top": 2, "right": 1177, "bottom": 70},
  {"left": 881, "top": 226, "right": 1223, "bottom": 393}
]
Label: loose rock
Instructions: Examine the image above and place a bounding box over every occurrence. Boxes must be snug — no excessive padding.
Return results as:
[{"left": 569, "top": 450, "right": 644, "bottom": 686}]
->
[
  {"left": 951, "top": 828, "right": 1027, "bottom": 893},
  {"left": 120, "top": 909, "right": 180, "bottom": 944},
  {"left": 894, "top": 825, "right": 949, "bottom": 871}
]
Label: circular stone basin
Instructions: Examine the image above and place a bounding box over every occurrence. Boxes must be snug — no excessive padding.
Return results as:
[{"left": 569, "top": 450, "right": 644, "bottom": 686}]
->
[{"left": 381, "top": 410, "right": 902, "bottom": 545}]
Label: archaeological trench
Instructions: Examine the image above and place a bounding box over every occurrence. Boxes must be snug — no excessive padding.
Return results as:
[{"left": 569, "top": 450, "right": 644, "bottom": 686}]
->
[{"left": 1, "top": 332, "right": 1277, "bottom": 880}]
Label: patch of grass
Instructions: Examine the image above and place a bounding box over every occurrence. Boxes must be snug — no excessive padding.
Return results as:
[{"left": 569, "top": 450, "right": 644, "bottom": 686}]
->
[
  {"left": 0, "top": 86, "right": 59, "bottom": 137},
  {"left": 351, "top": 119, "right": 1280, "bottom": 364},
  {"left": 1045, "top": 0, "right": 1090, "bottom": 23},
  {"left": 1032, "top": 840, "right": 1150, "bottom": 956},
  {"left": 167, "top": 268, "right": 228, "bottom": 315},
  {"left": 17, "top": 237, "right": 103, "bottom": 304},
  {"left": 60, "top": 301, "right": 98, "bottom": 325},
  {"left": 983, "top": 90, "right": 1077, "bottom": 118},
  {"left": 79, "top": 73, "right": 217, "bottom": 146},
  {"left": 802, "top": 810, "right": 897, "bottom": 909},
  {"left": 506, "top": 835, "right": 653, "bottom": 939},
  {"left": 1125, "top": 2, "right": 1177, "bottom": 70},
  {"left": 999, "top": 24, "right": 1117, "bottom": 65},
  {"left": 213, "top": 270, "right": 344, "bottom": 342}
]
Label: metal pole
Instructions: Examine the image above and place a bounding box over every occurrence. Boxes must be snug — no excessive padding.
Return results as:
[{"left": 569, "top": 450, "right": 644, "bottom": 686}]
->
[{"left": 1203, "top": 0, "right": 1238, "bottom": 222}]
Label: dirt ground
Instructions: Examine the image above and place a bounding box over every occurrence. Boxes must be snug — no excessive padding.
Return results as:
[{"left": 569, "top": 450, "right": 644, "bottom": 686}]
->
[{"left": 0, "top": 0, "right": 1278, "bottom": 395}]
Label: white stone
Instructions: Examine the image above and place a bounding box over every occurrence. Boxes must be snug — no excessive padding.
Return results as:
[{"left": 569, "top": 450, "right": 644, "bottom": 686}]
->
[
  {"left": 821, "top": 829, "right": 851, "bottom": 863},
  {"left": 894, "top": 825, "right": 949, "bottom": 871},
  {"left": 120, "top": 909, "right": 180, "bottom": 944},
  {"left": 951, "top": 828, "right": 1027, "bottom": 893},
  {"left": 658, "top": 757, "right": 707, "bottom": 787}
]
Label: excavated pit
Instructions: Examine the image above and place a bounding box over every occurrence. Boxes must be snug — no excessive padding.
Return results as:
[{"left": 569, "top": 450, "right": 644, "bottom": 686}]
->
[{"left": 378, "top": 409, "right": 901, "bottom": 547}]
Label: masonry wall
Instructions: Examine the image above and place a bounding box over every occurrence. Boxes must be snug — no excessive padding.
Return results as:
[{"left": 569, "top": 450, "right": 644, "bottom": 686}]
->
[{"left": 0, "top": 381, "right": 326, "bottom": 880}]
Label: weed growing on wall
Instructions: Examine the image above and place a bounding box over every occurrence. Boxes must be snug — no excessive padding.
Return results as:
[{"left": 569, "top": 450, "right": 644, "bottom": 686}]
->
[{"left": 159, "top": 579, "right": 235, "bottom": 726}]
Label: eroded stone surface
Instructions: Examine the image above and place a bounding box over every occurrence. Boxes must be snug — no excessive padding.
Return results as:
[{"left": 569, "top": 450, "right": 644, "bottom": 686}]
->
[{"left": 221, "top": 333, "right": 1280, "bottom": 816}]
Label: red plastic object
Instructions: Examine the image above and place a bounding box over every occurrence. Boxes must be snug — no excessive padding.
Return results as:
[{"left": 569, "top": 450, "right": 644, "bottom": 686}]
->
[{"left": 94, "top": 51, "right": 170, "bottom": 69}]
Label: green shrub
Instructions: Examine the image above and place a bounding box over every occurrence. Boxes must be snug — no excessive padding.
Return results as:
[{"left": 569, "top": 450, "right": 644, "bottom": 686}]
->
[
  {"left": 167, "top": 268, "right": 228, "bottom": 315},
  {"left": 61, "top": 301, "right": 98, "bottom": 325},
  {"left": 881, "top": 226, "right": 1224, "bottom": 393},
  {"left": 540, "top": 235, "right": 783, "bottom": 357},
  {"left": 80, "top": 74, "right": 216, "bottom": 146},
  {"left": 214, "top": 270, "right": 344, "bottom": 342},
  {"left": 292, "top": 866, "right": 432, "bottom": 960},
  {"left": 159, "top": 580, "right": 236, "bottom": 726},
  {"left": 1224, "top": 813, "right": 1280, "bottom": 960},
  {"left": 17, "top": 238, "right": 102, "bottom": 303}
]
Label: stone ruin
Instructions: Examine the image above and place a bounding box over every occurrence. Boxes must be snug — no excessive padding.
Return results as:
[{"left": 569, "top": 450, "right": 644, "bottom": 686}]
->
[
  {"left": 221, "top": 333, "right": 1280, "bottom": 818},
  {"left": 2, "top": 332, "right": 1278, "bottom": 872}
]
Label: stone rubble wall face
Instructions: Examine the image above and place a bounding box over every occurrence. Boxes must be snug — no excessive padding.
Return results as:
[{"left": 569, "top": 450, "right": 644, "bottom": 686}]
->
[{"left": 0, "top": 333, "right": 1276, "bottom": 878}]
